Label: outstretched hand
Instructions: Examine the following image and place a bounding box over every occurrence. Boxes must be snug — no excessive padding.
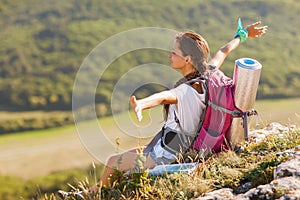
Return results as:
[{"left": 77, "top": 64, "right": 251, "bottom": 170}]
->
[
  {"left": 130, "top": 96, "right": 143, "bottom": 122},
  {"left": 246, "top": 21, "right": 268, "bottom": 38}
]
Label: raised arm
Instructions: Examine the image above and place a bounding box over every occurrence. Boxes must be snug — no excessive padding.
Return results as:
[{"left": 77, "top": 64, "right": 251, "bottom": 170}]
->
[
  {"left": 208, "top": 37, "right": 240, "bottom": 69},
  {"left": 209, "top": 20, "right": 268, "bottom": 69},
  {"left": 130, "top": 91, "right": 177, "bottom": 122}
]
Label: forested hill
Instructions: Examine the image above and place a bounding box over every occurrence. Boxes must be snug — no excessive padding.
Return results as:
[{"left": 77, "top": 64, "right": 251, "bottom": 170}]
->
[{"left": 1, "top": 0, "right": 299, "bottom": 115}]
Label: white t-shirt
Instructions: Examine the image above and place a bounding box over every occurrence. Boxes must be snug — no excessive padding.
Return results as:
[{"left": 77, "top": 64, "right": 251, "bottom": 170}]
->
[
  {"left": 165, "top": 83, "right": 206, "bottom": 135},
  {"left": 152, "top": 83, "right": 206, "bottom": 160}
]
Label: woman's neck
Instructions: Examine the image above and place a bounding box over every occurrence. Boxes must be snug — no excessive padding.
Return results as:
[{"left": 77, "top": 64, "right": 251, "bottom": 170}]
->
[{"left": 181, "top": 66, "right": 196, "bottom": 76}]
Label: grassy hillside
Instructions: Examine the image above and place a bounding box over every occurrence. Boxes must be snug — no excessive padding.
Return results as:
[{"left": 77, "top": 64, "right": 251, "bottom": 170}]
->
[
  {"left": 1, "top": 127, "right": 299, "bottom": 200},
  {"left": 1, "top": 0, "right": 300, "bottom": 114}
]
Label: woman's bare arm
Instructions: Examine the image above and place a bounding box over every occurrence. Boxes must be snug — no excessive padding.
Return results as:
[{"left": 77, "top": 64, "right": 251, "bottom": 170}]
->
[
  {"left": 209, "top": 20, "right": 268, "bottom": 69},
  {"left": 130, "top": 91, "right": 177, "bottom": 122}
]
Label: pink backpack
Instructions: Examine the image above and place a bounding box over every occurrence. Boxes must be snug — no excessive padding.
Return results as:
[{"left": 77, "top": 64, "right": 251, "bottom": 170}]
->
[{"left": 191, "top": 69, "right": 254, "bottom": 152}]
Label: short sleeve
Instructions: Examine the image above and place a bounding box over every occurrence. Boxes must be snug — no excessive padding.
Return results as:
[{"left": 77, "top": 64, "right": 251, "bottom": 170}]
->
[{"left": 167, "top": 84, "right": 206, "bottom": 134}]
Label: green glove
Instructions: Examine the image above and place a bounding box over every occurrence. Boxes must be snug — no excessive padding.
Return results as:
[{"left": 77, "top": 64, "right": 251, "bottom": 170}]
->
[{"left": 234, "top": 18, "right": 248, "bottom": 43}]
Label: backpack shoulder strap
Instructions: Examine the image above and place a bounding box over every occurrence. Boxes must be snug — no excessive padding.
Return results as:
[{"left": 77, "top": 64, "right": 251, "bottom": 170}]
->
[
  {"left": 185, "top": 76, "right": 208, "bottom": 93},
  {"left": 184, "top": 76, "right": 209, "bottom": 133}
]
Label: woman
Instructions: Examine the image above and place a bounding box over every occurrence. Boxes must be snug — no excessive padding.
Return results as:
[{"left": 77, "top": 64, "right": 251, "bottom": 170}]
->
[
  {"left": 99, "top": 20, "right": 267, "bottom": 187},
  {"left": 59, "top": 19, "right": 267, "bottom": 198}
]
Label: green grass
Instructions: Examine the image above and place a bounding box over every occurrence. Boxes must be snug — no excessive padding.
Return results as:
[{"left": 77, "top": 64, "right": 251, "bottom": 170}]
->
[
  {"left": 0, "top": 123, "right": 73, "bottom": 142},
  {"left": 0, "top": 165, "right": 105, "bottom": 200}
]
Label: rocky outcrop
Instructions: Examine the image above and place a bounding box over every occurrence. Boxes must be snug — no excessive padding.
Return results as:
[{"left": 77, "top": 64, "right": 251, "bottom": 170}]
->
[
  {"left": 196, "top": 123, "right": 300, "bottom": 200},
  {"left": 196, "top": 158, "right": 300, "bottom": 200}
]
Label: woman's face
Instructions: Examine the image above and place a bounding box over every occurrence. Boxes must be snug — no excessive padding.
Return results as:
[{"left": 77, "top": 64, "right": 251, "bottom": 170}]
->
[{"left": 169, "top": 40, "right": 186, "bottom": 70}]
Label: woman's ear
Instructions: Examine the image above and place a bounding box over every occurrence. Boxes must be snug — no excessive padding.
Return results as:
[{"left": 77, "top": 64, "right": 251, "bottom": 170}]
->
[{"left": 185, "top": 55, "right": 192, "bottom": 63}]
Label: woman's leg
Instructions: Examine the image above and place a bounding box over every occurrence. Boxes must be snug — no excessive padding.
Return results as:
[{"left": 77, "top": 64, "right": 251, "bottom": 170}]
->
[{"left": 99, "top": 147, "right": 157, "bottom": 187}]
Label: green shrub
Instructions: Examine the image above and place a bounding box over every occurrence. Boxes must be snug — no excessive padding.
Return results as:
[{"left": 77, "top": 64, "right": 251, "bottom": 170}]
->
[{"left": 0, "top": 114, "right": 73, "bottom": 134}]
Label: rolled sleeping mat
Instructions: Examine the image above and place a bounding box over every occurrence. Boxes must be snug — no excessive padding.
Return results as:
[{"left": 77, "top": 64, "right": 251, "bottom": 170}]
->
[{"left": 230, "top": 58, "right": 262, "bottom": 147}]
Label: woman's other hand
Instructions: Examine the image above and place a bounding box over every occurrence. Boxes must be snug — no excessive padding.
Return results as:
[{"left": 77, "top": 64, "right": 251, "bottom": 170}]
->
[
  {"left": 246, "top": 21, "right": 268, "bottom": 38},
  {"left": 130, "top": 96, "right": 143, "bottom": 122}
]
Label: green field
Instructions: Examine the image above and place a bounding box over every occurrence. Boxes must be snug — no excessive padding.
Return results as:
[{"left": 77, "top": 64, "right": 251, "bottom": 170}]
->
[{"left": 252, "top": 98, "right": 300, "bottom": 128}]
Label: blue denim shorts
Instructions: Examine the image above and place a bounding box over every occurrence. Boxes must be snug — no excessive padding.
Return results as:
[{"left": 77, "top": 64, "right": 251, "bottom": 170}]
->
[{"left": 148, "top": 138, "right": 177, "bottom": 165}]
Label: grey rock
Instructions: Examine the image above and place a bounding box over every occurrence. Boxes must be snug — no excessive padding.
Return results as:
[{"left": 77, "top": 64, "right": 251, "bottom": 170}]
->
[
  {"left": 195, "top": 188, "right": 234, "bottom": 200},
  {"left": 242, "top": 177, "right": 300, "bottom": 200},
  {"left": 235, "top": 182, "right": 253, "bottom": 194},
  {"left": 274, "top": 158, "right": 300, "bottom": 179},
  {"left": 194, "top": 124, "right": 300, "bottom": 200}
]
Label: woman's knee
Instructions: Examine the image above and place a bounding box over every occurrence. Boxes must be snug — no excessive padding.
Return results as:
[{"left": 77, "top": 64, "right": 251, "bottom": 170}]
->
[
  {"left": 144, "top": 153, "right": 157, "bottom": 169},
  {"left": 106, "top": 150, "right": 136, "bottom": 167},
  {"left": 106, "top": 154, "right": 120, "bottom": 167}
]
